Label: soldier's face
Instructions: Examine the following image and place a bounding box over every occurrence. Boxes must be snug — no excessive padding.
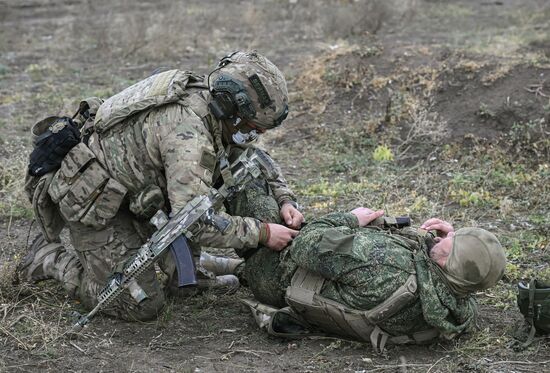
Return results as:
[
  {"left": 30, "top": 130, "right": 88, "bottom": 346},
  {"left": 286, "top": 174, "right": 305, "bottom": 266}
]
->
[
  {"left": 430, "top": 232, "right": 454, "bottom": 268},
  {"left": 237, "top": 119, "right": 267, "bottom": 134},
  {"left": 222, "top": 117, "right": 263, "bottom": 145}
]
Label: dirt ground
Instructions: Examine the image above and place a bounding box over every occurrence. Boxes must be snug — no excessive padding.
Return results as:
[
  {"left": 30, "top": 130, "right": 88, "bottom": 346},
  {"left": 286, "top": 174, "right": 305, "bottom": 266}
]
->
[{"left": 1, "top": 0, "right": 549, "bottom": 372}]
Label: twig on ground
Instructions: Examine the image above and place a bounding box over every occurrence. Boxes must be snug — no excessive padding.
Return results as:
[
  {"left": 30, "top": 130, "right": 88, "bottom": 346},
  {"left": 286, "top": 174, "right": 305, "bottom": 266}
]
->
[
  {"left": 7, "top": 204, "right": 14, "bottom": 238},
  {"left": 426, "top": 355, "right": 449, "bottom": 373},
  {"left": 367, "top": 363, "right": 433, "bottom": 373},
  {"left": 524, "top": 82, "right": 549, "bottom": 98},
  {"left": 399, "top": 355, "right": 408, "bottom": 373},
  {"left": 8, "top": 313, "right": 25, "bottom": 327},
  {"left": 220, "top": 349, "right": 276, "bottom": 360},
  {"left": 277, "top": 134, "right": 315, "bottom": 147},
  {"left": 489, "top": 360, "right": 550, "bottom": 366},
  {"left": 69, "top": 340, "right": 86, "bottom": 353},
  {"left": 0, "top": 323, "right": 31, "bottom": 350},
  {"left": 4, "top": 357, "right": 63, "bottom": 370}
]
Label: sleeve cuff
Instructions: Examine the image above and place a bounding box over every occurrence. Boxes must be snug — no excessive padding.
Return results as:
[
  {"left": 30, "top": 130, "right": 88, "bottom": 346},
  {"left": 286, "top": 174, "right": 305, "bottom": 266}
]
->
[
  {"left": 344, "top": 212, "right": 360, "bottom": 228},
  {"left": 278, "top": 198, "right": 298, "bottom": 209}
]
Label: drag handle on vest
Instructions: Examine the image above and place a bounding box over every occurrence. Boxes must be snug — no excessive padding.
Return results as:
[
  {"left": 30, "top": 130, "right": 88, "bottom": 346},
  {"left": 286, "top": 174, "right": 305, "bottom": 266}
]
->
[{"left": 170, "top": 235, "right": 198, "bottom": 287}]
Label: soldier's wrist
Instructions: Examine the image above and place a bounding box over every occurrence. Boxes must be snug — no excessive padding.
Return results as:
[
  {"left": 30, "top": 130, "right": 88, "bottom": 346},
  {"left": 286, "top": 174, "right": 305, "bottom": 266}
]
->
[
  {"left": 259, "top": 223, "right": 271, "bottom": 245},
  {"left": 346, "top": 212, "right": 361, "bottom": 228},
  {"left": 279, "top": 199, "right": 298, "bottom": 210}
]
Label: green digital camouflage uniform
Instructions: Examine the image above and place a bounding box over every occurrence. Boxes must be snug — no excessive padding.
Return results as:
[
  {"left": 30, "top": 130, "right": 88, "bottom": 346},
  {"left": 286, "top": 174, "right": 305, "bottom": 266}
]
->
[
  {"left": 25, "top": 83, "right": 295, "bottom": 321},
  {"left": 245, "top": 212, "right": 477, "bottom": 338}
]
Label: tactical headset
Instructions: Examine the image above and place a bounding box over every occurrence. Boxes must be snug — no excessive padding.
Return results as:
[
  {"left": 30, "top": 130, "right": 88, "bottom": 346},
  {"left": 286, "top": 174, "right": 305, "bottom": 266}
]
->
[
  {"left": 208, "top": 73, "right": 257, "bottom": 122},
  {"left": 207, "top": 52, "right": 289, "bottom": 128}
]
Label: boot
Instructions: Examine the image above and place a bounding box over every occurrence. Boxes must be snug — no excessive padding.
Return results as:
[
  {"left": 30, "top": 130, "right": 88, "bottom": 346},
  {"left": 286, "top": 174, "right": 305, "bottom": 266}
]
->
[
  {"left": 17, "top": 234, "right": 82, "bottom": 297},
  {"left": 200, "top": 252, "right": 244, "bottom": 275}
]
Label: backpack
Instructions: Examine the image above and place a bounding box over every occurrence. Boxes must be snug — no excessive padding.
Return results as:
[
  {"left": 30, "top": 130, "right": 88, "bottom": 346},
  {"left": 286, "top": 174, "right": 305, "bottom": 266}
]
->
[
  {"left": 517, "top": 279, "right": 550, "bottom": 346},
  {"left": 94, "top": 69, "right": 207, "bottom": 135}
]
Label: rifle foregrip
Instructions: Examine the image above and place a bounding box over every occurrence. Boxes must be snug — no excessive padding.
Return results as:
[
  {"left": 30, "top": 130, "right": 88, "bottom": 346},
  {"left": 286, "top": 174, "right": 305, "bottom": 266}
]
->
[{"left": 170, "top": 235, "right": 198, "bottom": 287}]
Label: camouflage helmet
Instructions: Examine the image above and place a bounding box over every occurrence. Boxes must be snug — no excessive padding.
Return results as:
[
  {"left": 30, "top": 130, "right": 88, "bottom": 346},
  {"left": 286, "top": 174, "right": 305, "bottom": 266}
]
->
[
  {"left": 208, "top": 51, "right": 289, "bottom": 130},
  {"left": 442, "top": 227, "right": 506, "bottom": 296}
]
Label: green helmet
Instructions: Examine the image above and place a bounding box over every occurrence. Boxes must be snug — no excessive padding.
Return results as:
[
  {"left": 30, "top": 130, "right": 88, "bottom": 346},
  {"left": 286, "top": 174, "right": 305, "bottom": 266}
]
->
[
  {"left": 517, "top": 279, "right": 550, "bottom": 345},
  {"left": 208, "top": 51, "right": 289, "bottom": 130}
]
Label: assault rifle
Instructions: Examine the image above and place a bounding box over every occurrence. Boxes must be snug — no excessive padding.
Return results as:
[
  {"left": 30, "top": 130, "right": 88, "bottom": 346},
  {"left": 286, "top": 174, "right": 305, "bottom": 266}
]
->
[{"left": 71, "top": 148, "right": 277, "bottom": 332}]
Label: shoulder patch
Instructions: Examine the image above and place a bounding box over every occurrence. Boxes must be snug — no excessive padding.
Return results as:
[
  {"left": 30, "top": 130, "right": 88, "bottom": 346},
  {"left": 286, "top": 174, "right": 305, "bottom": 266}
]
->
[{"left": 199, "top": 148, "right": 216, "bottom": 172}]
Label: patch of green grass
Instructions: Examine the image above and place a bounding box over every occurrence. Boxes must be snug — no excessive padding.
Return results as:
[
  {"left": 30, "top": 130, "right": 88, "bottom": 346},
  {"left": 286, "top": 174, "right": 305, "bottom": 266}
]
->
[
  {"left": 450, "top": 188, "right": 498, "bottom": 208},
  {"left": 372, "top": 145, "right": 394, "bottom": 162},
  {"left": 297, "top": 179, "right": 382, "bottom": 199},
  {"left": 477, "top": 102, "right": 495, "bottom": 119},
  {"left": 25, "top": 62, "right": 62, "bottom": 81},
  {"left": 0, "top": 63, "right": 9, "bottom": 76}
]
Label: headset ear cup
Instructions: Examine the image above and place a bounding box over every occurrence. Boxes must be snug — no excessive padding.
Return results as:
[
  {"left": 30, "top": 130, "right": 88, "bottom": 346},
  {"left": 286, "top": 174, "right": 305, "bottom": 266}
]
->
[
  {"left": 210, "top": 91, "right": 238, "bottom": 120},
  {"left": 210, "top": 74, "right": 256, "bottom": 121}
]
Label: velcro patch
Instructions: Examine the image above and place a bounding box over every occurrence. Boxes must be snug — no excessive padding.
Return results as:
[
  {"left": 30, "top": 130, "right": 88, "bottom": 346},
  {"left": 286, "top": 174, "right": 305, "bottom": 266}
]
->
[
  {"left": 248, "top": 74, "right": 272, "bottom": 108},
  {"left": 199, "top": 148, "right": 216, "bottom": 173}
]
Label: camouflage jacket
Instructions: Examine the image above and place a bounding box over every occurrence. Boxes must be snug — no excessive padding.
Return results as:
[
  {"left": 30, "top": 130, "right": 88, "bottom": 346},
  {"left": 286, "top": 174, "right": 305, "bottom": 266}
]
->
[
  {"left": 273, "top": 212, "right": 477, "bottom": 337},
  {"left": 87, "top": 87, "right": 295, "bottom": 250}
]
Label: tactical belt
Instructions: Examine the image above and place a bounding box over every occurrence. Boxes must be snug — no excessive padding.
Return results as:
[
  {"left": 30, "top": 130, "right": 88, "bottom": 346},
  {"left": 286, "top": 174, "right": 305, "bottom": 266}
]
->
[{"left": 284, "top": 267, "right": 439, "bottom": 352}]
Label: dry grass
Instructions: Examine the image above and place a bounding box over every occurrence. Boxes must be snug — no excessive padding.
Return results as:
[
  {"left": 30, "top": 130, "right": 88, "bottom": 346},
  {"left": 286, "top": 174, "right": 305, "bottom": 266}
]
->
[
  {"left": 293, "top": 42, "right": 362, "bottom": 114},
  {"left": 0, "top": 139, "right": 32, "bottom": 221},
  {"left": 1, "top": 0, "right": 550, "bottom": 371}
]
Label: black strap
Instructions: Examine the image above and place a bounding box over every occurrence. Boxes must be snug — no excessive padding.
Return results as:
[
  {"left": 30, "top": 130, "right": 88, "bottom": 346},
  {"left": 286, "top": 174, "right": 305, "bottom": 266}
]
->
[{"left": 521, "top": 278, "right": 537, "bottom": 348}]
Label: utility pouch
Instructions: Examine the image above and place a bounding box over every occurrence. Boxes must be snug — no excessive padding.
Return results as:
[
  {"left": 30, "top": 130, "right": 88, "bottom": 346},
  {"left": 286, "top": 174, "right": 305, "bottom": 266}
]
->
[
  {"left": 48, "top": 143, "right": 127, "bottom": 229},
  {"left": 24, "top": 172, "right": 65, "bottom": 242},
  {"left": 517, "top": 279, "right": 550, "bottom": 346}
]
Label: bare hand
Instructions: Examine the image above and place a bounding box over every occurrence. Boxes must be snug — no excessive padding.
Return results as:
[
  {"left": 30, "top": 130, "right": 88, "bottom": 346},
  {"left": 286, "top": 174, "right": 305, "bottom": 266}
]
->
[
  {"left": 280, "top": 203, "right": 305, "bottom": 229},
  {"left": 265, "top": 223, "right": 299, "bottom": 251},
  {"left": 350, "top": 207, "right": 385, "bottom": 227},
  {"left": 420, "top": 218, "right": 454, "bottom": 241}
]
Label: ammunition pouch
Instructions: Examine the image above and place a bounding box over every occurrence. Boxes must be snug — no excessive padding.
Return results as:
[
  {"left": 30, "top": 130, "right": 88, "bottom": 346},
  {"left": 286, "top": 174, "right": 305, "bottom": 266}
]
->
[
  {"left": 24, "top": 172, "right": 65, "bottom": 242},
  {"left": 48, "top": 143, "right": 127, "bottom": 229}
]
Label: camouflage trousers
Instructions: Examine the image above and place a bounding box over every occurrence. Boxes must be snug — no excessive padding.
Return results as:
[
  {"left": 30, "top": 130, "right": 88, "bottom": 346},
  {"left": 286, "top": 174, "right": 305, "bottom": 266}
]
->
[
  {"left": 225, "top": 179, "right": 289, "bottom": 308},
  {"left": 46, "top": 177, "right": 282, "bottom": 321}
]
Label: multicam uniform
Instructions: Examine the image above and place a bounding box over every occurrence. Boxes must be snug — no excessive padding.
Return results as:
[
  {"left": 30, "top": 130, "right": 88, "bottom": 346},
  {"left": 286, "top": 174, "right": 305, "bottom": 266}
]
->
[
  {"left": 25, "top": 70, "right": 295, "bottom": 321},
  {"left": 244, "top": 212, "right": 477, "bottom": 346}
]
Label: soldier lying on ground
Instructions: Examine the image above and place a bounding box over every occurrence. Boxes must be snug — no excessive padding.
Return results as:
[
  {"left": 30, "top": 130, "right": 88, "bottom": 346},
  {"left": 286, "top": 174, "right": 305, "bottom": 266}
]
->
[
  {"left": 240, "top": 208, "right": 506, "bottom": 351},
  {"left": 17, "top": 51, "right": 304, "bottom": 321}
]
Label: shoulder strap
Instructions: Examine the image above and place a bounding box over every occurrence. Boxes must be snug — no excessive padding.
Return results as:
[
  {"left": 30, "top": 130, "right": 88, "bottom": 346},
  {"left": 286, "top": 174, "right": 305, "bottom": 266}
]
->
[{"left": 521, "top": 278, "right": 538, "bottom": 348}]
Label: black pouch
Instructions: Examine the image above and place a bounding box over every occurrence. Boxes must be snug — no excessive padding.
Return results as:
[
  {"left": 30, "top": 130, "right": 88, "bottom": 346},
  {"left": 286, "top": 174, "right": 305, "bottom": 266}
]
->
[
  {"left": 28, "top": 116, "right": 81, "bottom": 177},
  {"left": 516, "top": 279, "right": 550, "bottom": 348},
  {"left": 518, "top": 279, "right": 550, "bottom": 334}
]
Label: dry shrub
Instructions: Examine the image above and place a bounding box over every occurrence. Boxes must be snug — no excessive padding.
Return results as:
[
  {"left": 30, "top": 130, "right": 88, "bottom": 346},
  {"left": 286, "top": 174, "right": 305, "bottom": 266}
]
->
[
  {"left": 455, "top": 59, "right": 487, "bottom": 73},
  {"left": 288, "top": 0, "right": 417, "bottom": 38},
  {"left": 0, "top": 260, "right": 17, "bottom": 300},
  {"left": 395, "top": 101, "right": 449, "bottom": 158},
  {"left": 293, "top": 43, "right": 361, "bottom": 114},
  {"left": 481, "top": 63, "right": 515, "bottom": 85}
]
